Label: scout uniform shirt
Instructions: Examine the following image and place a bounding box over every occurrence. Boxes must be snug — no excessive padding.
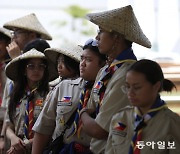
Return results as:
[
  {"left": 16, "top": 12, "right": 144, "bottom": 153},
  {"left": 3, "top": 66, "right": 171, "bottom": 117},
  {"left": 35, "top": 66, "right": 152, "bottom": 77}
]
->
[
  {"left": 5, "top": 91, "right": 45, "bottom": 138},
  {"left": 33, "top": 77, "right": 85, "bottom": 143},
  {"left": 0, "top": 62, "right": 6, "bottom": 106},
  {"left": 1, "top": 78, "right": 13, "bottom": 108},
  {"left": 105, "top": 106, "right": 180, "bottom": 154},
  {"left": 87, "top": 62, "right": 134, "bottom": 154}
]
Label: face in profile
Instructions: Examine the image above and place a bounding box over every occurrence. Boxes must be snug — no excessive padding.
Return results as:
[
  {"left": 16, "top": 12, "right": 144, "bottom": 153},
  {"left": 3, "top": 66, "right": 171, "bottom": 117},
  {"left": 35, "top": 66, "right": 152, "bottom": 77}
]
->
[
  {"left": 12, "top": 29, "right": 35, "bottom": 50},
  {"left": 80, "top": 48, "right": 103, "bottom": 81},
  {"left": 125, "top": 70, "right": 159, "bottom": 110},
  {"left": 56, "top": 54, "right": 76, "bottom": 79},
  {"left": 95, "top": 28, "right": 115, "bottom": 55}
]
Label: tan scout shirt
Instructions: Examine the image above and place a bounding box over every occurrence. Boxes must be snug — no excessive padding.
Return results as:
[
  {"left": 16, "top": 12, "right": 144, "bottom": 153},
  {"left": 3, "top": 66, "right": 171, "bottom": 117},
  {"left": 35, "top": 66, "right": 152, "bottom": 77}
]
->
[
  {"left": 105, "top": 106, "right": 180, "bottom": 154},
  {"left": 5, "top": 91, "right": 45, "bottom": 137},
  {"left": 1, "top": 78, "right": 13, "bottom": 108},
  {"left": 87, "top": 62, "right": 134, "bottom": 154},
  {"left": 33, "top": 78, "right": 86, "bottom": 143}
]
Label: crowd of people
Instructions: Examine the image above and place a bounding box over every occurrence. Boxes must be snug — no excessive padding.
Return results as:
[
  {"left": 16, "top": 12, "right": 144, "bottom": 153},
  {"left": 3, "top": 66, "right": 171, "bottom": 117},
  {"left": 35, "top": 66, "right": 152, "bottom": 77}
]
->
[{"left": 0, "top": 4, "right": 179, "bottom": 154}]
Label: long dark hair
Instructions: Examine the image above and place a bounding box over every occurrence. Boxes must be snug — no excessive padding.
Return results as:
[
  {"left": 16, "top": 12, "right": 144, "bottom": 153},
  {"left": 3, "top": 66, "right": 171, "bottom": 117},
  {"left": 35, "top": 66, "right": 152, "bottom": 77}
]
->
[
  {"left": 128, "top": 59, "right": 176, "bottom": 92},
  {"left": 8, "top": 58, "right": 49, "bottom": 123},
  {"left": 57, "top": 54, "right": 80, "bottom": 78}
]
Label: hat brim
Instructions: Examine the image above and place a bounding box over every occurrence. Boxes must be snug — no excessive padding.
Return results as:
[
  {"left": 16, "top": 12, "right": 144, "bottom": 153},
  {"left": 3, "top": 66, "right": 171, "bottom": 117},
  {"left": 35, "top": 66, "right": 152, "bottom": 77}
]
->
[
  {"left": 5, "top": 55, "right": 58, "bottom": 81},
  {"left": 4, "top": 25, "right": 52, "bottom": 40},
  {"left": 0, "top": 27, "right": 11, "bottom": 39},
  {"left": 45, "top": 48, "right": 81, "bottom": 64},
  {"left": 86, "top": 5, "right": 151, "bottom": 48},
  {"left": 3, "top": 13, "right": 52, "bottom": 40}
]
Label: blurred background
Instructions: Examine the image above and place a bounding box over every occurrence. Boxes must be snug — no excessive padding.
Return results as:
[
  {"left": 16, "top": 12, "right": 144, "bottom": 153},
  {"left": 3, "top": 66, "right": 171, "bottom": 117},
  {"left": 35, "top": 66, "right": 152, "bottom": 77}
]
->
[{"left": 0, "top": 0, "right": 180, "bottom": 114}]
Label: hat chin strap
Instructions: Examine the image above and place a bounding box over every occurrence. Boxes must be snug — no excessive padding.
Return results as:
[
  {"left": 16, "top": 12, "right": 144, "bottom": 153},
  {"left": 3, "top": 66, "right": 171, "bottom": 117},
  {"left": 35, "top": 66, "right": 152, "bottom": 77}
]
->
[{"left": 107, "top": 41, "right": 123, "bottom": 60}]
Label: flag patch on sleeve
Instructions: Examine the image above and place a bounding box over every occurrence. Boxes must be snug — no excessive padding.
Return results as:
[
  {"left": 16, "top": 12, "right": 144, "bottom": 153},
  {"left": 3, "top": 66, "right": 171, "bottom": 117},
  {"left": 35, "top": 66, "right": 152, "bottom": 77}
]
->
[{"left": 114, "top": 122, "right": 126, "bottom": 131}]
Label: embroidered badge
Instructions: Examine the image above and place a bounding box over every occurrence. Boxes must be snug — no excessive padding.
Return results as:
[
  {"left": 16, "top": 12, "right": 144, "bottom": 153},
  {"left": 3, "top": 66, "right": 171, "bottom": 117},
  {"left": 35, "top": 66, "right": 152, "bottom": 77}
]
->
[
  {"left": 114, "top": 122, "right": 126, "bottom": 131},
  {"left": 113, "top": 122, "right": 127, "bottom": 137},
  {"left": 61, "top": 96, "right": 71, "bottom": 102},
  {"left": 59, "top": 117, "right": 65, "bottom": 125},
  {"left": 93, "top": 81, "right": 103, "bottom": 93},
  {"left": 35, "top": 99, "right": 43, "bottom": 106},
  {"left": 58, "top": 96, "right": 72, "bottom": 106}
]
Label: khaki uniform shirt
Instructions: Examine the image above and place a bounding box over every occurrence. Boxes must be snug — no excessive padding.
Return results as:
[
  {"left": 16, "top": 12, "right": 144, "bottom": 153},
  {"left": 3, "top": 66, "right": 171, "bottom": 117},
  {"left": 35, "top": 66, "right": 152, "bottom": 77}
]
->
[
  {"left": 105, "top": 106, "right": 180, "bottom": 154},
  {"left": 0, "top": 63, "right": 6, "bottom": 105},
  {"left": 33, "top": 78, "right": 90, "bottom": 144},
  {"left": 5, "top": 91, "right": 45, "bottom": 137},
  {"left": 49, "top": 77, "right": 62, "bottom": 88},
  {"left": 87, "top": 62, "right": 134, "bottom": 154},
  {"left": 1, "top": 78, "right": 12, "bottom": 108}
]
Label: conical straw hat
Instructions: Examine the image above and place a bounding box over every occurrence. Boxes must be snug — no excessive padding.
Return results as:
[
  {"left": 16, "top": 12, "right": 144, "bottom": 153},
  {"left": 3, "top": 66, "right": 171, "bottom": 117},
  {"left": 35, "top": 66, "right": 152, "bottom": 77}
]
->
[
  {"left": 3, "top": 13, "right": 52, "bottom": 40},
  {"left": 86, "top": 5, "right": 151, "bottom": 48},
  {"left": 5, "top": 48, "right": 58, "bottom": 81},
  {"left": 45, "top": 43, "right": 83, "bottom": 63}
]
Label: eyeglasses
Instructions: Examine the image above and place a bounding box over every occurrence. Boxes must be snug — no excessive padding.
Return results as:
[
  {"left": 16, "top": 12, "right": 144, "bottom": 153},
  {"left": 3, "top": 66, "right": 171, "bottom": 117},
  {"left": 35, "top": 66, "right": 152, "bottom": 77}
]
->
[
  {"left": 84, "top": 39, "right": 98, "bottom": 47},
  {"left": 26, "top": 63, "right": 46, "bottom": 71},
  {"left": 11, "top": 30, "right": 29, "bottom": 37},
  {"left": 121, "top": 85, "right": 142, "bottom": 94}
]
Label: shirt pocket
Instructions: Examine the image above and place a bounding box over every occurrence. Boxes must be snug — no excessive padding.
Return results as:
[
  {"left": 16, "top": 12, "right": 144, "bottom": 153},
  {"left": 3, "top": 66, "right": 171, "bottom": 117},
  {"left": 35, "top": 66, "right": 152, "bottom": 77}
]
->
[
  {"left": 112, "top": 130, "right": 126, "bottom": 146},
  {"left": 111, "top": 130, "right": 127, "bottom": 154},
  {"left": 56, "top": 101, "right": 74, "bottom": 127},
  {"left": 34, "top": 106, "right": 43, "bottom": 120}
]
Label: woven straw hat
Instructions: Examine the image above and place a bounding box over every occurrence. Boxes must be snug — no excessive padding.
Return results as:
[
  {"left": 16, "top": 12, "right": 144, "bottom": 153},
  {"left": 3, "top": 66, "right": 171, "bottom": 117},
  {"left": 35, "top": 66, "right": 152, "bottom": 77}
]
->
[
  {"left": 3, "top": 13, "right": 52, "bottom": 40},
  {"left": 86, "top": 5, "right": 151, "bottom": 48},
  {"left": 0, "top": 27, "right": 11, "bottom": 39},
  {"left": 44, "top": 43, "right": 83, "bottom": 63},
  {"left": 5, "top": 48, "right": 58, "bottom": 81}
]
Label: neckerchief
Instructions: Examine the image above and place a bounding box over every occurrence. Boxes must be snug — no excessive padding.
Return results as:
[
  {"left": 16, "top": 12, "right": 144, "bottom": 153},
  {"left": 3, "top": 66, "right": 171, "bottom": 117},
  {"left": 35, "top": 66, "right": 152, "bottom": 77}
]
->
[
  {"left": 24, "top": 87, "right": 37, "bottom": 139},
  {"left": 94, "top": 48, "right": 137, "bottom": 114},
  {"left": 129, "top": 96, "right": 167, "bottom": 154},
  {"left": 67, "top": 81, "right": 93, "bottom": 139}
]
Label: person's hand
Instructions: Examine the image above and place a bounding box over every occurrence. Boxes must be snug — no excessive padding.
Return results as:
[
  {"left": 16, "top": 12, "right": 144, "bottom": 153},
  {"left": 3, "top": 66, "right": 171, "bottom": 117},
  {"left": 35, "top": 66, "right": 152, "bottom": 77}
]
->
[
  {"left": 23, "top": 138, "right": 33, "bottom": 150},
  {"left": 80, "top": 108, "right": 95, "bottom": 118},
  {"left": 6, "top": 41, "right": 21, "bottom": 59},
  {"left": 7, "top": 136, "right": 26, "bottom": 154},
  {"left": 0, "top": 137, "right": 5, "bottom": 154}
]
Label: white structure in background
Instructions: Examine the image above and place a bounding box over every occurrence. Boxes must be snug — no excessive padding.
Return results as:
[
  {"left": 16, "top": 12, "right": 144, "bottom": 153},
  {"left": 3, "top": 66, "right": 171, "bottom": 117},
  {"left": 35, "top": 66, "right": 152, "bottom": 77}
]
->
[
  {"left": 0, "top": 0, "right": 180, "bottom": 62},
  {"left": 0, "top": 0, "right": 107, "bottom": 48},
  {"left": 107, "top": 0, "right": 180, "bottom": 62}
]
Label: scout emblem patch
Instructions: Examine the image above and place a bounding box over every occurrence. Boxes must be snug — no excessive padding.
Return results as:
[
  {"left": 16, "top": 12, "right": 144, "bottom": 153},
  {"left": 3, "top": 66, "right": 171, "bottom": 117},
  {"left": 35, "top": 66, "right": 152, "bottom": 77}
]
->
[{"left": 35, "top": 99, "right": 43, "bottom": 106}]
